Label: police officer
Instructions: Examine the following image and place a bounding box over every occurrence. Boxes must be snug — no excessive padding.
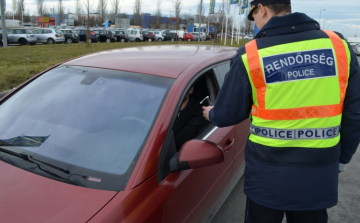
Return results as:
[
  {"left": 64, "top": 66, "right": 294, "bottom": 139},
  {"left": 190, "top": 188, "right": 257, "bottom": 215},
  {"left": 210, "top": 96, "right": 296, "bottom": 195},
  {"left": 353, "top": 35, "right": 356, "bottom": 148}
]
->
[{"left": 202, "top": 0, "right": 360, "bottom": 222}]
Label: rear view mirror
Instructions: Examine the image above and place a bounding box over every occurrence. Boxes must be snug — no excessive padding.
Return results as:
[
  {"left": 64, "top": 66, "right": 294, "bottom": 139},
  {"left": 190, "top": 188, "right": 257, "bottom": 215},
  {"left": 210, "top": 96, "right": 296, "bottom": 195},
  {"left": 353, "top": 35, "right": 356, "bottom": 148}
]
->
[{"left": 170, "top": 140, "right": 224, "bottom": 172}]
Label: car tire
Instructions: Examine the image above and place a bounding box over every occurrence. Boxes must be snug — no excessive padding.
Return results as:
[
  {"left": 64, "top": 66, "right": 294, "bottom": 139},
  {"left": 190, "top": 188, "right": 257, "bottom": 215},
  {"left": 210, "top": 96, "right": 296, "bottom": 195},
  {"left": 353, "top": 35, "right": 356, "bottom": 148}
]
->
[
  {"left": 66, "top": 38, "right": 73, "bottom": 44},
  {"left": 121, "top": 38, "right": 125, "bottom": 43},
  {"left": 18, "top": 38, "right": 27, "bottom": 46},
  {"left": 171, "top": 39, "right": 174, "bottom": 42},
  {"left": 47, "top": 38, "right": 55, "bottom": 44},
  {"left": 106, "top": 38, "right": 111, "bottom": 43},
  {"left": 179, "top": 38, "right": 183, "bottom": 41},
  {"left": 135, "top": 38, "right": 140, "bottom": 42},
  {"left": 187, "top": 38, "right": 191, "bottom": 42},
  {"left": 89, "top": 38, "right": 92, "bottom": 43},
  {"left": 148, "top": 39, "right": 152, "bottom": 42}
]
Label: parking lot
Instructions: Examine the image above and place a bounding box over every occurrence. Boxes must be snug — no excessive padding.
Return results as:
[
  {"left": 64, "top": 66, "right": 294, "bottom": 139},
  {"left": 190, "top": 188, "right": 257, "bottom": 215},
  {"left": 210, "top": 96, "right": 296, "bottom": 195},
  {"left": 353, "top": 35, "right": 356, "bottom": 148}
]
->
[{"left": 212, "top": 48, "right": 360, "bottom": 223}]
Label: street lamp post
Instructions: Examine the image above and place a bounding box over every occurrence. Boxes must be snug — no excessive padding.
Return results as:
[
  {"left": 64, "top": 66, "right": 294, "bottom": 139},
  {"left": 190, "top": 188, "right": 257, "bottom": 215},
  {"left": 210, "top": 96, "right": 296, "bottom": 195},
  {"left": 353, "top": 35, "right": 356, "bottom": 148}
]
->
[{"left": 319, "top": 9, "right": 325, "bottom": 29}]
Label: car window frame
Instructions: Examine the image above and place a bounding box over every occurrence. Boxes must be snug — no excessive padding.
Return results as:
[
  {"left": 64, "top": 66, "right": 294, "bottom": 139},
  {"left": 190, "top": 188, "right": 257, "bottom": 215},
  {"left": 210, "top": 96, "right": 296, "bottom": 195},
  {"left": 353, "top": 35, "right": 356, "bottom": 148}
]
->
[{"left": 157, "top": 65, "right": 222, "bottom": 182}]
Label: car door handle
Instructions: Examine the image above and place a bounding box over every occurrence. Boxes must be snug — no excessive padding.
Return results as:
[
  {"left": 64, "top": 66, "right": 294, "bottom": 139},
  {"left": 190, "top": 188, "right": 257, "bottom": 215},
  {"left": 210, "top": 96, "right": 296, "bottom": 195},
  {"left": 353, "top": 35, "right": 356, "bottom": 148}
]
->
[{"left": 223, "top": 139, "right": 234, "bottom": 152}]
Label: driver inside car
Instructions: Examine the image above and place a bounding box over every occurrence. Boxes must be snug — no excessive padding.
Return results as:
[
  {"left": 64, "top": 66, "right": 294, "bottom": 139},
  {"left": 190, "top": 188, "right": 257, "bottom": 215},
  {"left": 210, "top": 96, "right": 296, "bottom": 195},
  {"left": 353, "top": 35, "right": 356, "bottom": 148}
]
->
[{"left": 173, "top": 86, "right": 210, "bottom": 150}]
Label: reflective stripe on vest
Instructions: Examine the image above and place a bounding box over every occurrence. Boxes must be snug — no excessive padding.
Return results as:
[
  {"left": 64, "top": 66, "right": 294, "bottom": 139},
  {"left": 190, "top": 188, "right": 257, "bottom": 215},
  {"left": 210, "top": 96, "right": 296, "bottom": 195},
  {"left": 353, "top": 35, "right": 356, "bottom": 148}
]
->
[
  {"left": 245, "top": 30, "right": 349, "bottom": 120},
  {"left": 250, "top": 124, "right": 340, "bottom": 140}
]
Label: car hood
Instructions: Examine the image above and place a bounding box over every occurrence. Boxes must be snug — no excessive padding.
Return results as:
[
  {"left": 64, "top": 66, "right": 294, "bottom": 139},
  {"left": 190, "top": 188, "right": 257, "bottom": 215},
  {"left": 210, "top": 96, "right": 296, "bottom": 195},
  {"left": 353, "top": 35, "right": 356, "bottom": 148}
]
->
[{"left": 0, "top": 161, "right": 117, "bottom": 223}]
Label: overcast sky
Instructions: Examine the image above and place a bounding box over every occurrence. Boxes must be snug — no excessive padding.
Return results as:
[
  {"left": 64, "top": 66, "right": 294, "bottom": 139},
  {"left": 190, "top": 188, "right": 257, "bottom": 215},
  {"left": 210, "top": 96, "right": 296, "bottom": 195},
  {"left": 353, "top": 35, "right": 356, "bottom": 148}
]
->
[{"left": 4, "top": 0, "right": 360, "bottom": 38}]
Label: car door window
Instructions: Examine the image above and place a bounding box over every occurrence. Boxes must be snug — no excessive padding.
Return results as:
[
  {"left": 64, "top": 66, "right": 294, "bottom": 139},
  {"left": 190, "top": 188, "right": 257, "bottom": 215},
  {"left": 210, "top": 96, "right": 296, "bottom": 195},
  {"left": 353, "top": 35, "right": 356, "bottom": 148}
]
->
[
  {"left": 6, "top": 29, "right": 14, "bottom": 34},
  {"left": 158, "top": 69, "right": 219, "bottom": 181},
  {"left": 214, "top": 62, "right": 230, "bottom": 86}
]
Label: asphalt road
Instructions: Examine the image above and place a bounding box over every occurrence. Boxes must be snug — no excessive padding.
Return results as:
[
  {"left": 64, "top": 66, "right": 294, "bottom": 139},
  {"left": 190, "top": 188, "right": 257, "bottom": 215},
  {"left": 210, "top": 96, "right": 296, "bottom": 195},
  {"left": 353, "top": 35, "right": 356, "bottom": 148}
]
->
[{"left": 211, "top": 56, "right": 360, "bottom": 223}]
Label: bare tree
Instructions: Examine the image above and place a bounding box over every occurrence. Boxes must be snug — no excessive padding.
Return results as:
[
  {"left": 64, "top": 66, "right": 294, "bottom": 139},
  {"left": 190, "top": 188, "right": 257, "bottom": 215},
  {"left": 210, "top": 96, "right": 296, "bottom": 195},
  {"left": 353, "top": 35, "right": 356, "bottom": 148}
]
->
[
  {"left": 83, "top": 0, "right": 94, "bottom": 47},
  {"left": 37, "top": 0, "right": 45, "bottom": 17},
  {"left": 133, "top": 0, "right": 142, "bottom": 26},
  {"left": 76, "top": 0, "right": 82, "bottom": 21},
  {"left": 58, "top": 0, "right": 65, "bottom": 25},
  {"left": 98, "top": 0, "right": 108, "bottom": 23},
  {"left": 172, "top": 0, "right": 181, "bottom": 32},
  {"left": 112, "top": 0, "right": 120, "bottom": 22},
  {"left": 153, "top": 0, "right": 162, "bottom": 29}
]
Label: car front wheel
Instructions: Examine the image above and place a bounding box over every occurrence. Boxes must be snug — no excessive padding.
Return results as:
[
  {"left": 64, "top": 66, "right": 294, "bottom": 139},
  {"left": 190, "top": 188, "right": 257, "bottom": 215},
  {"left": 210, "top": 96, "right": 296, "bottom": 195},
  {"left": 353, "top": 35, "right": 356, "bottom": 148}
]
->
[
  {"left": 121, "top": 38, "right": 125, "bottom": 43},
  {"left": 47, "top": 38, "right": 55, "bottom": 44},
  {"left": 148, "top": 39, "right": 152, "bottom": 42},
  {"left": 158, "top": 38, "right": 162, "bottom": 42},
  {"left": 66, "top": 38, "right": 73, "bottom": 44},
  {"left": 106, "top": 38, "right": 111, "bottom": 43},
  {"left": 187, "top": 38, "right": 191, "bottom": 42}
]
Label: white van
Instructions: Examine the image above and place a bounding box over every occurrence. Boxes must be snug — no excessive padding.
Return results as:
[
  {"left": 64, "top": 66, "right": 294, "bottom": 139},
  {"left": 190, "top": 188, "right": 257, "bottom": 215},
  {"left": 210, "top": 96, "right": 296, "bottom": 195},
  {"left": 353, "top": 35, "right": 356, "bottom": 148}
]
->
[
  {"left": 347, "top": 37, "right": 360, "bottom": 46},
  {"left": 0, "top": 20, "right": 23, "bottom": 28}
]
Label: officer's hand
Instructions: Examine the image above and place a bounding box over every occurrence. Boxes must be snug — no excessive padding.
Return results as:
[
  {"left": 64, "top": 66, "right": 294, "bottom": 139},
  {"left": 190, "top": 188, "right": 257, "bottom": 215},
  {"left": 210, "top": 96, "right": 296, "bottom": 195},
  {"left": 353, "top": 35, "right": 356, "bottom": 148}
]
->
[
  {"left": 339, "top": 163, "right": 346, "bottom": 173},
  {"left": 202, "top": 106, "right": 214, "bottom": 121}
]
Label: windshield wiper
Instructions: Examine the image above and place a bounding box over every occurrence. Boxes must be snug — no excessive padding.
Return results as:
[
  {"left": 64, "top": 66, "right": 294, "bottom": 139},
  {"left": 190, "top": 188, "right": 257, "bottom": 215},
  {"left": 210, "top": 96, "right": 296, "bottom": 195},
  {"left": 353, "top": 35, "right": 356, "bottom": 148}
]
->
[{"left": 0, "top": 147, "right": 76, "bottom": 185}]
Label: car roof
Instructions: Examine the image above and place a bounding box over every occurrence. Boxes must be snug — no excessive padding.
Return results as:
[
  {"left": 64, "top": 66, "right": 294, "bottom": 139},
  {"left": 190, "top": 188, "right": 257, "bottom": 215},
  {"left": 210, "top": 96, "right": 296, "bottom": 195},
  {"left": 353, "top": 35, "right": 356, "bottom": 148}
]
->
[{"left": 64, "top": 45, "right": 237, "bottom": 79}]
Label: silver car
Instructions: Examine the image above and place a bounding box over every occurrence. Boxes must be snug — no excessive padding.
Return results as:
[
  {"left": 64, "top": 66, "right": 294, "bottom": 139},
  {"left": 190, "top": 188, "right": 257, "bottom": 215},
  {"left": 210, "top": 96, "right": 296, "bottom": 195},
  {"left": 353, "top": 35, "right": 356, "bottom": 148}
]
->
[
  {"left": 5, "top": 28, "right": 37, "bottom": 45},
  {"left": 126, "top": 29, "right": 143, "bottom": 42},
  {"left": 32, "top": 29, "right": 65, "bottom": 44},
  {"left": 355, "top": 44, "right": 360, "bottom": 56}
]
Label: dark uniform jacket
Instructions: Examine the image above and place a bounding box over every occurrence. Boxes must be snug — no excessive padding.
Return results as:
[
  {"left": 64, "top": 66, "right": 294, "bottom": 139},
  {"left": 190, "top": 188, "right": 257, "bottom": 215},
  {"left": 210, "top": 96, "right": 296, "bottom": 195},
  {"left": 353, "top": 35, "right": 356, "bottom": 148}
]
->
[
  {"left": 209, "top": 13, "right": 360, "bottom": 211},
  {"left": 174, "top": 96, "right": 209, "bottom": 150}
]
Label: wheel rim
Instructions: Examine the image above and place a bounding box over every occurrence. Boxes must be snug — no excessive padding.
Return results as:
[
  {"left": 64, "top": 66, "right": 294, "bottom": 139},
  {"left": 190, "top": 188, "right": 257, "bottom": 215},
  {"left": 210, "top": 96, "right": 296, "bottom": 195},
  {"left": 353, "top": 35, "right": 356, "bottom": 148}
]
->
[
  {"left": 158, "top": 38, "right": 162, "bottom": 42},
  {"left": 67, "top": 38, "right": 72, "bottom": 44},
  {"left": 148, "top": 39, "right": 152, "bottom": 42},
  {"left": 188, "top": 39, "right": 191, "bottom": 42},
  {"left": 106, "top": 39, "right": 110, "bottom": 43},
  {"left": 121, "top": 38, "right": 125, "bottom": 42},
  {"left": 48, "top": 39, "right": 54, "bottom": 44}
]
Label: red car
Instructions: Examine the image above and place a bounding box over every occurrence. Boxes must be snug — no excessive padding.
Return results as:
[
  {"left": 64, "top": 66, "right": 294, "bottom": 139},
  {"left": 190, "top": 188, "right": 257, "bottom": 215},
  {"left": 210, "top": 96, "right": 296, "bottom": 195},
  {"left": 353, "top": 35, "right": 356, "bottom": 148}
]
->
[
  {"left": 0, "top": 45, "right": 249, "bottom": 222},
  {"left": 183, "top": 32, "right": 194, "bottom": 42}
]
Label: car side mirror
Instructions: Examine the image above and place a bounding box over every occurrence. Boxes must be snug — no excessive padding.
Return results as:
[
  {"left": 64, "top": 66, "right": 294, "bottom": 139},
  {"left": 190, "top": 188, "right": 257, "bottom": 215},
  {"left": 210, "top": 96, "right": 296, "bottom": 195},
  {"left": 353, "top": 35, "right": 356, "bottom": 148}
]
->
[{"left": 170, "top": 140, "right": 224, "bottom": 172}]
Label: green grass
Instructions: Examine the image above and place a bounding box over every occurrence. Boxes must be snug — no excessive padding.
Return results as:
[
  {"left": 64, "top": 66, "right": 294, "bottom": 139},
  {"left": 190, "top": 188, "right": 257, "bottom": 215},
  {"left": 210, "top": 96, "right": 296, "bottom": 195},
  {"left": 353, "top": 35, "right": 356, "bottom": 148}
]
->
[{"left": 0, "top": 39, "right": 247, "bottom": 91}]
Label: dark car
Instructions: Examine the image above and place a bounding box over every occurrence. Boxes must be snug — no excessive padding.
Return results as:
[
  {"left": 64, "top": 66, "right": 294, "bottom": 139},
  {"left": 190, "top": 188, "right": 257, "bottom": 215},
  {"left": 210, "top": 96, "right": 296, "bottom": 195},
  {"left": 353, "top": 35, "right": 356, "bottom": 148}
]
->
[
  {"left": 58, "top": 29, "right": 80, "bottom": 44},
  {"left": 0, "top": 33, "right": 3, "bottom": 47},
  {"left": 76, "top": 29, "right": 99, "bottom": 43},
  {"left": 0, "top": 45, "right": 249, "bottom": 222},
  {"left": 94, "top": 30, "right": 116, "bottom": 43},
  {"left": 112, "top": 30, "right": 129, "bottom": 42},
  {"left": 141, "top": 31, "right": 156, "bottom": 42},
  {"left": 164, "top": 32, "right": 178, "bottom": 41}
]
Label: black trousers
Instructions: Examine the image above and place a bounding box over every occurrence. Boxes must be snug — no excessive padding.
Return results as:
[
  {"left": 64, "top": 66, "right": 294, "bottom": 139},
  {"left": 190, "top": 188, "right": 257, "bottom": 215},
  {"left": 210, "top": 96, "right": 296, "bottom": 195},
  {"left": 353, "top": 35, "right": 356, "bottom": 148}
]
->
[{"left": 244, "top": 198, "right": 328, "bottom": 223}]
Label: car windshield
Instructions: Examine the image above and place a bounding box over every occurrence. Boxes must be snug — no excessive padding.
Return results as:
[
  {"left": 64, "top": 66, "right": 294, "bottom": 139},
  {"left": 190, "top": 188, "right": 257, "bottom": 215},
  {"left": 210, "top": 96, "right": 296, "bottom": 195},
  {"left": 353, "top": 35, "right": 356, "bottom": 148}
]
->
[
  {"left": 0, "top": 66, "right": 174, "bottom": 191},
  {"left": 25, "top": 29, "right": 33, "bottom": 34}
]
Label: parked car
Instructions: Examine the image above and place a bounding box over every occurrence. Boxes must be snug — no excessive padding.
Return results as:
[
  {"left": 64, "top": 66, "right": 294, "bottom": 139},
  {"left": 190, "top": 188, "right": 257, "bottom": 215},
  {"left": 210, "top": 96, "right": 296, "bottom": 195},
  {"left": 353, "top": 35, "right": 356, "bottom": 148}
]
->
[
  {"left": 142, "top": 31, "right": 156, "bottom": 42},
  {"left": 0, "top": 45, "right": 248, "bottom": 223},
  {"left": 58, "top": 29, "right": 80, "bottom": 44},
  {"left": 0, "top": 33, "right": 6, "bottom": 46},
  {"left": 94, "top": 30, "right": 116, "bottom": 43},
  {"left": 5, "top": 28, "right": 37, "bottom": 45},
  {"left": 112, "top": 30, "right": 129, "bottom": 42},
  {"left": 152, "top": 30, "right": 164, "bottom": 42},
  {"left": 192, "top": 32, "right": 206, "bottom": 41},
  {"left": 163, "top": 32, "right": 178, "bottom": 41},
  {"left": 32, "top": 28, "right": 65, "bottom": 44},
  {"left": 75, "top": 29, "right": 99, "bottom": 43},
  {"left": 127, "top": 29, "right": 143, "bottom": 42},
  {"left": 183, "top": 32, "right": 194, "bottom": 42},
  {"left": 244, "top": 34, "right": 254, "bottom": 40},
  {"left": 355, "top": 43, "right": 360, "bottom": 56}
]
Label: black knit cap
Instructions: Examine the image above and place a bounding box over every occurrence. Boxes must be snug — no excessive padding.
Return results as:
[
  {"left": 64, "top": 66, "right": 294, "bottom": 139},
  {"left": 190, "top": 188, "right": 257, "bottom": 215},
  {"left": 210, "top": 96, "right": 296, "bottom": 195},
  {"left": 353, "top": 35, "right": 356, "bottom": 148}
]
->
[{"left": 248, "top": 0, "right": 291, "bottom": 21}]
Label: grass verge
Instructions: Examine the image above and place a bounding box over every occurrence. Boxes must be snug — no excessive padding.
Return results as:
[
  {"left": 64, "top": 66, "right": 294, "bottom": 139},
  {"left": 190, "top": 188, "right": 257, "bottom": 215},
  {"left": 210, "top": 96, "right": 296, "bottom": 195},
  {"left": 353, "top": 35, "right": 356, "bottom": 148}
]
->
[{"left": 0, "top": 39, "right": 247, "bottom": 91}]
